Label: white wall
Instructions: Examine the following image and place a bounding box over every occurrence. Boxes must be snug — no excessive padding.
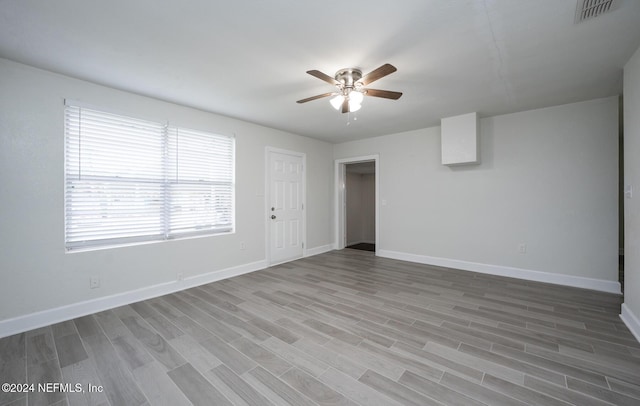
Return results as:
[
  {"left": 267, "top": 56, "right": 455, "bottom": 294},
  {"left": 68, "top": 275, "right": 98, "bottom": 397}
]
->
[
  {"left": 622, "top": 45, "right": 640, "bottom": 340},
  {"left": 346, "top": 172, "right": 363, "bottom": 245},
  {"left": 335, "top": 97, "right": 619, "bottom": 291},
  {"left": 361, "top": 173, "right": 376, "bottom": 243},
  {"left": 346, "top": 172, "right": 375, "bottom": 245},
  {"left": 0, "top": 58, "right": 334, "bottom": 332}
]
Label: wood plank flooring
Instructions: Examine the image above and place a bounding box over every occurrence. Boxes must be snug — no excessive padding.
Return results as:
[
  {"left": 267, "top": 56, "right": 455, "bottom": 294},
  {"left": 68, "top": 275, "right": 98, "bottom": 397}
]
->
[{"left": 1, "top": 250, "right": 639, "bottom": 405}]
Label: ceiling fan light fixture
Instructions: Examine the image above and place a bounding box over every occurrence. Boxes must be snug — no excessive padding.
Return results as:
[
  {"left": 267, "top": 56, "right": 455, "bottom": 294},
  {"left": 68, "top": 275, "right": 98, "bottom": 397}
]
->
[
  {"left": 349, "top": 90, "right": 364, "bottom": 105},
  {"left": 347, "top": 91, "right": 363, "bottom": 112},
  {"left": 330, "top": 90, "right": 363, "bottom": 112},
  {"left": 330, "top": 93, "right": 362, "bottom": 112},
  {"left": 348, "top": 101, "right": 362, "bottom": 112},
  {"left": 330, "top": 95, "right": 344, "bottom": 110}
]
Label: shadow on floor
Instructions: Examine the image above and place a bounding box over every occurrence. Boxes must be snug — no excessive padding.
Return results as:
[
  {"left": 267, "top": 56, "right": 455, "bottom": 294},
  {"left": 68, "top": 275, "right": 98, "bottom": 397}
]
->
[{"left": 346, "top": 243, "right": 375, "bottom": 252}]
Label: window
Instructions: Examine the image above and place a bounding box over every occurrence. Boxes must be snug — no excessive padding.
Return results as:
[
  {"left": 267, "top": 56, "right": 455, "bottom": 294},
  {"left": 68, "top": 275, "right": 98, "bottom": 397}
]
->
[{"left": 64, "top": 103, "right": 234, "bottom": 250}]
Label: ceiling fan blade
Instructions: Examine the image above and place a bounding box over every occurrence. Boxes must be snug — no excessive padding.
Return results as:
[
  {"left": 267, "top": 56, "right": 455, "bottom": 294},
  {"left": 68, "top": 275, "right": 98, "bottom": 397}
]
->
[
  {"left": 341, "top": 97, "right": 349, "bottom": 113},
  {"left": 307, "top": 70, "right": 340, "bottom": 86},
  {"left": 296, "top": 92, "right": 336, "bottom": 104},
  {"left": 358, "top": 63, "right": 397, "bottom": 86},
  {"left": 363, "top": 88, "right": 403, "bottom": 100}
]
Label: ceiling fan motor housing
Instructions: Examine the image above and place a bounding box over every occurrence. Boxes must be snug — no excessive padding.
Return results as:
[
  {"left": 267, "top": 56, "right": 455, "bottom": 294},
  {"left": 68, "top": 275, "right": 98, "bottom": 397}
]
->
[{"left": 335, "top": 68, "right": 362, "bottom": 90}]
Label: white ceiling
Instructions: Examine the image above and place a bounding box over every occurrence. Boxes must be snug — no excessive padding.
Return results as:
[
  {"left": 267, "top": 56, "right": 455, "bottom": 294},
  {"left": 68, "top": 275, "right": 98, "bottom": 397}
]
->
[{"left": 1, "top": 0, "right": 639, "bottom": 143}]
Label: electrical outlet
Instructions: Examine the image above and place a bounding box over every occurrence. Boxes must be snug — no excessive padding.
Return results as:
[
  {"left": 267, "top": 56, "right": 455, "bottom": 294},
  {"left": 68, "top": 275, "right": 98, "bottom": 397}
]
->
[
  {"left": 518, "top": 243, "right": 527, "bottom": 254},
  {"left": 177, "top": 272, "right": 184, "bottom": 281},
  {"left": 240, "top": 241, "right": 246, "bottom": 250},
  {"left": 90, "top": 277, "right": 100, "bottom": 289}
]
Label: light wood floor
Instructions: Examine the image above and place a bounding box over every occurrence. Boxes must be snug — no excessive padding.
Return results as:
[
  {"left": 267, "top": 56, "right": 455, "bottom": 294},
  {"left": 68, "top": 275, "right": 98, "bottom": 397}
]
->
[{"left": 1, "top": 250, "right": 639, "bottom": 406}]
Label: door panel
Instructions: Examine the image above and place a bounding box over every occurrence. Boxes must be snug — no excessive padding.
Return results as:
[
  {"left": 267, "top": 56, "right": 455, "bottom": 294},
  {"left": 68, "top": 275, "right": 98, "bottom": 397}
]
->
[
  {"left": 289, "top": 182, "right": 299, "bottom": 209},
  {"left": 289, "top": 219, "right": 300, "bottom": 245},
  {"left": 269, "top": 151, "right": 304, "bottom": 264}
]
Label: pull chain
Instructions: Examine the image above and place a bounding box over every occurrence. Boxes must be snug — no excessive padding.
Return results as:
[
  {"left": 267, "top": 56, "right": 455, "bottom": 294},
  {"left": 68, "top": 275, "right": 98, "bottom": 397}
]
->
[{"left": 346, "top": 112, "right": 357, "bottom": 126}]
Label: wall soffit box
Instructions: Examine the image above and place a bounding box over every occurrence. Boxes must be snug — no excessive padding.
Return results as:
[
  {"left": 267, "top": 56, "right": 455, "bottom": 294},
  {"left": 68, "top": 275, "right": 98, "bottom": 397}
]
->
[{"left": 441, "top": 112, "right": 480, "bottom": 166}]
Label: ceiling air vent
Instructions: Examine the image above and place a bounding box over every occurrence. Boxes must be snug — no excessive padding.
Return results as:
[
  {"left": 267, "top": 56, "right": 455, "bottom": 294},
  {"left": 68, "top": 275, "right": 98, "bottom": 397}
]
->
[{"left": 575, "top": 0, "right": 619, "bottom": 23}]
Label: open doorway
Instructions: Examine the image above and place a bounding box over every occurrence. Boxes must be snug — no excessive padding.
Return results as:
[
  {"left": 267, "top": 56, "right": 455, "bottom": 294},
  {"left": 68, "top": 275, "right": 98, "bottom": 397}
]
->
[
  {"left": 335, "top": 155, "right": 379, "bottom": 253},
  {"left": 345, "top": 162, "right": 376, "bottom": 252}
]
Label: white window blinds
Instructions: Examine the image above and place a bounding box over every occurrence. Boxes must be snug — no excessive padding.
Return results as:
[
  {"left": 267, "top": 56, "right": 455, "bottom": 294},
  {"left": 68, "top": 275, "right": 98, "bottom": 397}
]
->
[{"left": 64, "top": 104, "right": 234, "bottom": 250}]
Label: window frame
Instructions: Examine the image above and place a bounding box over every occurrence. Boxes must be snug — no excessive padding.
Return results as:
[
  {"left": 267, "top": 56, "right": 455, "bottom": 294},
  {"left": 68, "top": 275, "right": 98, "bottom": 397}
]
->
[{"left": 64, "top": 101, "right": 235, "bottom": 252}]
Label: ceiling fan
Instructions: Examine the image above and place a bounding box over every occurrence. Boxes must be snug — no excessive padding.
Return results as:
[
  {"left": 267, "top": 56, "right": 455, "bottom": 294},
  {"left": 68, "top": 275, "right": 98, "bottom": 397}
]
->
[{"left": 297, "top": 63, "right": 402, "bottom": 113}]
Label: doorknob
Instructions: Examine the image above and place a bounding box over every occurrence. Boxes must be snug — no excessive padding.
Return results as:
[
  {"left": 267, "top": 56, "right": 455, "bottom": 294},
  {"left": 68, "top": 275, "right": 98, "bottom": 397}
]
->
[{"left": 271, "top": 215, "right": 276, "bottom": 220}]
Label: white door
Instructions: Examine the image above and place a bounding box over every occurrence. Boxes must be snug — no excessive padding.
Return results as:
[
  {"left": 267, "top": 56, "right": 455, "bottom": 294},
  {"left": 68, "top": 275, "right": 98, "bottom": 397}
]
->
[{"left": 268, "top": 150, "right": 304, "bottom": 264}]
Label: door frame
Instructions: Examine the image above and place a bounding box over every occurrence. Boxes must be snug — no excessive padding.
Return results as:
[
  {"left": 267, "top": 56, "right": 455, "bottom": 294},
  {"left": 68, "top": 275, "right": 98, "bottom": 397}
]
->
[
  {"left": 334, "top": 154, "right": 379, "bottom": 253},
  {"left": 265, "top": 147, "right": 307, "bottom": 266}
]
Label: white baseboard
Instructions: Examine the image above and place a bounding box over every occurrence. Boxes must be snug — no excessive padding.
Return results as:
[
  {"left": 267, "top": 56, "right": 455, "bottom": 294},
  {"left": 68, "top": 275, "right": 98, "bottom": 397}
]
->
[
  {"left": 305, "top": 244, "right": 334, "bottom": 257},
  {"left": 0, "top": 259, "right": 267, "bottom": 339},
  {"left": 378, "top": 249, "right": 621, "bottom": 294},
  {"left": 621, "top": 303, "right": 640, "bottom": 344}
]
